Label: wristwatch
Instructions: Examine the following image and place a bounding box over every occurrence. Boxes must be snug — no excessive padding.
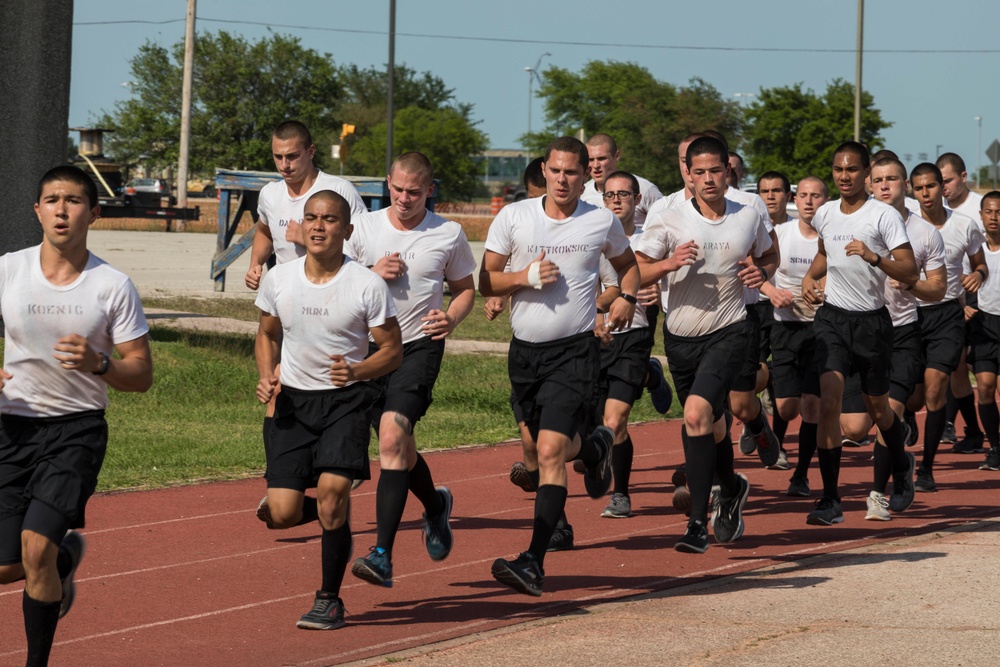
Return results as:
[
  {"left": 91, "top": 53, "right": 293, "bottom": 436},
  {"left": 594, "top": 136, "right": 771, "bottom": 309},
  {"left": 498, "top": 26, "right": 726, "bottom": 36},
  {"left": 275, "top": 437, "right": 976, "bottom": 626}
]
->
[{"left": 92, "top": 352, "right": 110, "bottom": 376}]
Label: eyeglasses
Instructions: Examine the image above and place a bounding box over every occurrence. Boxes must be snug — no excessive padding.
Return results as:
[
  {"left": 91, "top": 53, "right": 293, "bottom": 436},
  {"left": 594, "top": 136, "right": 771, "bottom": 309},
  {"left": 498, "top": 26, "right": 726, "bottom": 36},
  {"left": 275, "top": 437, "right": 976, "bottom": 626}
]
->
[{"left": 602, "top": 190, "right": 636, "bottom": 201}]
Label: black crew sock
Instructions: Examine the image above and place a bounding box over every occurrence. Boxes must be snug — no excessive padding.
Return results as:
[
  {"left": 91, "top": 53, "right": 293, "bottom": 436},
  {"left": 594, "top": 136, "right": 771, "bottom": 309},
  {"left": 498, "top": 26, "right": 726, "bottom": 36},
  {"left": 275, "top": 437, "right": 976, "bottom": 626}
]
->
[
  {"left": 956, "top": 393, "right": 982, "bottom": 435},
  {"left": 880, "top": 413, "right": 909, "bottom": 472},
  {"left": 320, "top": 522, "right": 352, "bottom": 596},
  {"left": 945, "top": 386, "right": 958, "bottom": 423},
  {"left": 527, "top": 469, "right": 540, "bottom": 491},
  {"left": 978, "top": 401, "right": 1000, "bottom": 450},
  {"left": 921, "top": 407, "right": 948, "bottom": 472},
  {"left": 873, "top": 444, "right": 892, "bottom": 494},
  {"left": 684, "top": 431, "right": 717, "bottom": 524},
  {"left": 23, "top": 592, "right": 60, "bottom": 667},
  {"left": 817, "top": 447, "right": 842, "bottom": 500},
  {"left": 746, "top": 400, "right": 767, "bottom": 436},
  {"left": 611, "top": 437, "right": 633, "bottom": 496},
  {"left": 773, "top": 412, "right": 789, "bottom": 446},
  {"left": 527, "top": 485, "right": 568, "bottom": 565},
  {"left": 298, "top": 496, "right": 319, "bottom": 526},
  {"left": 375, "top": 469, "right": 409, "bottom": 555},
  {"left": 714, "top": 436, "right": 739, "bottom": 496},
  {"left": 408, "top": 454, "right": 444, "bottom": 516},
  {"left": 794, "top": 421, "right": 818, "bottom": 479}
]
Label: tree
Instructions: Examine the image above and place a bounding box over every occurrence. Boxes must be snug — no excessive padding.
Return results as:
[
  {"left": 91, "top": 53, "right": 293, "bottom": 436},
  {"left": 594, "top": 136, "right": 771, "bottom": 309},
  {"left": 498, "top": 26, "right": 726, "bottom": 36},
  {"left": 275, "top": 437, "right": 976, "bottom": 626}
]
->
[
  {"left": 742, "top": 79, "right": 892, "bottom": 187},
  {"left": 339, "top": 64, "right": 488, "bottom": 200},
  {"left": 99, "top": 32, "right": 341, "bottom": 174},
  {"left": 527, "top": 61, "right": 743, "bottom": 193}
]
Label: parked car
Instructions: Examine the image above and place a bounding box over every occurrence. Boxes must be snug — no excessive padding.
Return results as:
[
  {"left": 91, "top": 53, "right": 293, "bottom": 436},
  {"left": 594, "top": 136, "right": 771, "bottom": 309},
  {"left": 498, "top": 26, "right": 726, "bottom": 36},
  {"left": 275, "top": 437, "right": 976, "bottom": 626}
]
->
[{"left": 124, "top": 178, "right": 175, "bottom": 206}]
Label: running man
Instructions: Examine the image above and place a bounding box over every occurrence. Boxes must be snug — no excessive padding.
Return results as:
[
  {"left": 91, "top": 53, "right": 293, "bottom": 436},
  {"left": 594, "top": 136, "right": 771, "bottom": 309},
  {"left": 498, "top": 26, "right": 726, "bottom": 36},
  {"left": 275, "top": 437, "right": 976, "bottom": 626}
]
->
[
  {"left": 581, "top": 133, "right": 663, "bottom": 227},
  {"left": 969, "top": 191, "right": 1000, "bottom": 471},
  {"left": 802, "top": 142, "right": 918, "bottom": 526},
  {"left": 481, "top": 136, "right": 640, "bottom": 596},
  {"left": 637, "top": 136, "right": 778, "bottom": 553},
  {"left": 347, "top": 152, "right": 477, "bottom": 587},
  {"left": 0, "top": 166, "right": 153, "bottom": 665},
  {"left": 255, "top": 190, "right": 402, "bottom": 629}
]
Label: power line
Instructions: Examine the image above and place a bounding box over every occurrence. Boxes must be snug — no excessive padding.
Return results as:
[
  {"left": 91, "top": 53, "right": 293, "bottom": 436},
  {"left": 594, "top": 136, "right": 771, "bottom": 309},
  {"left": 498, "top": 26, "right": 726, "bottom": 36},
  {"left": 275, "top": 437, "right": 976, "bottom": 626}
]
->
[{"left": 73, "top": 16, "right": 1000, "bottom": 54}]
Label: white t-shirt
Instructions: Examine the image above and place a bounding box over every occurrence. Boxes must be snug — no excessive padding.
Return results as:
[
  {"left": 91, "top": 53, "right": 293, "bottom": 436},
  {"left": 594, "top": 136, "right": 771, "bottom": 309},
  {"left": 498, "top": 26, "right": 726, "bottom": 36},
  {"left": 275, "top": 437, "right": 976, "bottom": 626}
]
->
[
  {"left": 637, "top": 199, "right": 772, "bottom": 337},
  {"left": 0, "top": 246, "right": 149, "bottom": 417},
  {"left": 916, "top": 209, "right": 984, "bottom": 305},
  {"left": 257, "top": 171, "right": 368, "bottom": 265},
  {"left": 886, "top": 213, "right": 945, "bottom": 325},
  {"left": 947, "top": 190, "right": 985, "bottom": 275},
  {"left": 485, "top": 197, "right": 631, "bottom": 343},
  {"left": 904, "top": 196, "right": 922, "bottom": 216},
  {"left": 600, "top": 229, "right": 650, "bottom": 333},
  {"left": 255, "top": 257, "right": 396, "bottom": 391},
  {"left": 345, "top": 209, "right": 477, "bottom": 344},
  {"left": 811, "top": 198, "right": 910, "bottom": 312},
  {"left": 581, "top": 175, "right": 663, "bottom": 228},
  {"left": 977, "top": 244, "right": 1000, "bottom": 316},
  {"left": 772, "top": 221, "right": 820, "bottom": 323}
]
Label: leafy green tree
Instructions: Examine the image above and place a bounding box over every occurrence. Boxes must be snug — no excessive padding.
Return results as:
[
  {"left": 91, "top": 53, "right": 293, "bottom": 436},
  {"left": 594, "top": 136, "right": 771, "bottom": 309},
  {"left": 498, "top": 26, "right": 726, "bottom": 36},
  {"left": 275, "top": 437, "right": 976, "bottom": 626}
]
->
[
  {"left": 742, "top": 78, "right": 891, "bottom": 187},
  {"left": 527, "top": 61, "right": 742, "bottom": 193}
]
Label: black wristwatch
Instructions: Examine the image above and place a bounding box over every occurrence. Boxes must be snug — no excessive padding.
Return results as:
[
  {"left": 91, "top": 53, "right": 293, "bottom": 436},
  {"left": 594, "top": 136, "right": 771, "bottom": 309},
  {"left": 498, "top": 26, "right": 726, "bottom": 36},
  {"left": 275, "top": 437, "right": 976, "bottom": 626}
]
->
[
  {"left": 871, "top": 255, "right": 882, "bottom": 268},
  {"left": 619, "top": 293, "right": 638, "bottom": 305},
  {"left": 92, "top": 352, "right": 110, "bottom": 376}
]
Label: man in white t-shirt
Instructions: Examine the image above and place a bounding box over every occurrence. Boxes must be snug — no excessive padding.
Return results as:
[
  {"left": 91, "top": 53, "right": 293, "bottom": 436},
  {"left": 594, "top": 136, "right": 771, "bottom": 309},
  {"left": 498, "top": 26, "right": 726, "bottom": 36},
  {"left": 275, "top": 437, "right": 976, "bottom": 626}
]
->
[
  {"left": 345, "top": 152, "right": 476, "bottom": 588},
  {"left": 937, "top": 152, "right": 987, "bottom": 452},
  {"left": 0, "top": 166, "right": 153, "bottom": 664},
  {"left": 839, "top": 157, "right": 947, "bottom": 520},
  {"left": 909, "top": 162, "right": 987, "bottom": 492},
  {"left": 255, "top": 190, "right": 402, "bottom": 630},
  {"left": 760, "top": 176, "right": 828, "bottom": 497},
  {"left": 481, "top": 136, "right": 640, "bottom": 596},
  {"left": 637, "top": 136, "right": 778, "bottom": 554},
  {"left": 802, "top": 142, "right": 918, "bottom": 526},
  {"left": 580, "top": 133, "right": 663, "bottom": 228},
  {"left": 728, "top": 151, "right": 746, "bottom": 190}
]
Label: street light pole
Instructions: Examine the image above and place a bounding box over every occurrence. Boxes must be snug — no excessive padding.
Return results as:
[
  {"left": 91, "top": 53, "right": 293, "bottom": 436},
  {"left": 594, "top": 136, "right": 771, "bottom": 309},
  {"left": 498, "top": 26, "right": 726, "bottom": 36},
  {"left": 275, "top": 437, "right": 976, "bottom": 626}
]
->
[
  {"left": 975, "top": 115, "right": 983, "bottom": 189},
  {"left": 525, "top": 52, "right": 550, "bottom": 154}
]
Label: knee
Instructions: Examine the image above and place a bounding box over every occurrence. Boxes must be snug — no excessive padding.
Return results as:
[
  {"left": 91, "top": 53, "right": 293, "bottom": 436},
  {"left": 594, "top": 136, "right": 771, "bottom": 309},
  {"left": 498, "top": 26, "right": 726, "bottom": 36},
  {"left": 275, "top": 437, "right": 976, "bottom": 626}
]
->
[
  {"left": 777, "top": 400, "right": 799, "bottom": 423},
  {"left": 20, "top": 533, "right": 57, "bottom": 577},
  {"left": 378, "top": 416, "right": 412, "bottom": 460},
  {"left": 682, "top": 407, "right": 713, "bottom": 436},
  {"left": 317, "top": 495, "right": 349, "bottom": 531},
  {"left": 604, "top": 414, "right": 628, "bottom": 441},
  {"left": 535, "top": 440, "right": 565, "bottom": 470}
]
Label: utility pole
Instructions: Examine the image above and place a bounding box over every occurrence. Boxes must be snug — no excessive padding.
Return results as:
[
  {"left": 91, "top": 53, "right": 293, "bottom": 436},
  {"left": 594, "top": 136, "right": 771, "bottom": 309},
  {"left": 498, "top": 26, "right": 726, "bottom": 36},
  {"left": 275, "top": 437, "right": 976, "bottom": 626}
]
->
[
  {"left": 385, "top": 0, "right": 396, "bottom": 176},
  {"left": 853, "top": 0, "right": 864, "bottom": 142},
  {"left": 176, "top": 0, "right": 196, "bottom": 231}
]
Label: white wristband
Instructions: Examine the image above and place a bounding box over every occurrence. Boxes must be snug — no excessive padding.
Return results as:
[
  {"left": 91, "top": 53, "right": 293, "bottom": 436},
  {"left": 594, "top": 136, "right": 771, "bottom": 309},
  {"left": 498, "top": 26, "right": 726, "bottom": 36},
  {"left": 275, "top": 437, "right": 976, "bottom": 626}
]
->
[{"left": 527, "top": 261, "right": 544, "bottom": 289}]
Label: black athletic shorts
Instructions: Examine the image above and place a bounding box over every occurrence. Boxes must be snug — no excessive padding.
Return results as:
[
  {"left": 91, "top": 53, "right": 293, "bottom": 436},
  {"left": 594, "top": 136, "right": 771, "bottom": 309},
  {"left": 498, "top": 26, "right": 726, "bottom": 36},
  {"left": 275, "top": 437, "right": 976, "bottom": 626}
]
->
[
  {"left": 0, "top": 410, "right": 107, "bottom": 565},
  {"left": 813, "top": 303, "right": 893, "bottom": 397},
  {"left": 664, "top": 320, "right": 747, "bottom": 422},
  {"left": 508, "top": 331, "right": 600, "bottom": 440},
  {"left": 971, "top": 310, "right": 1000, "bottom": 375},
  {"left": 918, "top": 299, "right": 965, "bottom": 374},
  {"left": 753, "top": 301, "right": 774, "bottom": 363},
  {"left": 599, "top": 326, "right": 654, "bottom": 407},
  {"left": 842, "top": 321, "right": 922, "bottom": 411},
  {"left": 266, "top": 383, "right": 377, "bottom": 491},
  {"left": 369, "top": 336, "right": 445, "bottom": 427},
  {"left": 732, "top": 305, "right": 762, "bottom": 392},
  {"left": 770, "top": 320, "right": 819, "bottom": 399}
]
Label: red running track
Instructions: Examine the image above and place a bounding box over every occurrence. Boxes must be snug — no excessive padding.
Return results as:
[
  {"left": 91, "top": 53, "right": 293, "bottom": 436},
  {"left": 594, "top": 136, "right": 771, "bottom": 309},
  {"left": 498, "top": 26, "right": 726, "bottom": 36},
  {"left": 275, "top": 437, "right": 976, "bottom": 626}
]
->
[{"left": 0, "top": 418, "right": 997, "bottom": 666}]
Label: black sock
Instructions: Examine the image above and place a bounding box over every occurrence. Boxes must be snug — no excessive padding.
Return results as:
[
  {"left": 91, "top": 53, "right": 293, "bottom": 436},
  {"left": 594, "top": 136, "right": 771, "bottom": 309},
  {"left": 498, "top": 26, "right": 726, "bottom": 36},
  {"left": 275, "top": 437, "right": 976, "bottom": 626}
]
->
[
  {"left": 575, "top": 432, "right": 601, "bottom": 465},
  {"left": 23, "top": 592, "right": 60, "bottom": 667},
  {"left": 873, "top": 444, "right": 892, "bottom": 494},
  {"left": 773, "top": 412, "right": 788, "bottom": 446},
  {"left": 956, "top": 393, "right": 982, "bottom": 435},
  {"left": 527, "top": 468, "right": 540, "bottom": 491},
  {"left": 794, "top": 421, "right": 818, "bottom": 479},
  {"left": 684, "top": 430, "right": 717, "bottom": 524},
  {"left": 817, "top": 447, "right": 842, "bottom": 500},
  {"left": 527, "top": 485, "right": 568, "bottom": 565},
  {"left": 880, "top": 413, "right": 909, "bottom": 472},
  {"left": 320, "top": 522, "right": 352, "bottom": 596},
  {"left": 747, "top": 400, "right": 767, "bottom": 436},
  {"left": 921, "top": 407, "right": 947, "bottom": 472},
  {"left": 978, "top": 401, "right": 1000, "bottom": 450},
  {"left": 375, "top": 469, "right": 409, "bottom": 555},
  {"left": 714, "top": 436, "right": 738, "bottom": 496},
  {"left": 945, "top": 386, "right": 958, "bottom": 423},
  {"left": 298, "top": 496, "right": 319, "bottom": 526},
  {"left": 408, "top": 454, "right": 443, "bottom": 516},
  {"left": 611, "top": 437, "right": 633, "bottom": 496}
]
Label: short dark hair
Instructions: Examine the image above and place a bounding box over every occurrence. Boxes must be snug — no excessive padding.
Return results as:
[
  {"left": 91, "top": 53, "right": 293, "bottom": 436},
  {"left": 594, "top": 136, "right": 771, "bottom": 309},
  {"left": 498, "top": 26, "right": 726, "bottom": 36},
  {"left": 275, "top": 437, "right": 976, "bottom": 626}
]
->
[
  {"left": 391, "top": 151, "right": 434, "bottom": 183},
  {"left": 936, "top": 152, "right": 967, "bottom": 174},
  {"left": 982, "top": 190, "right": 1000, "bottom": 209},
  {"left": 605, "top": 170, "right": 640, "bottom": 193},
  {"left": 523, "top": 157, "right": 545, "bottom": 189},
  {"left": 757, "top": 171, "right": 790, "bottom": 192},
  {"left": 273, "top": 120, "right": 313, "bottom": 148},
  {"left": 37, "top": 165, "right": 98, "bottom": 208},
  {"left": 305, "top": 189, "right": 352, "bottom": 225},
  {"left": 871, "top": 149, "right": 899, "bottom": 162},
  {"left": 833, "top": 141, "right": 870, "bottom": 168},
  {"left": 543, "top": 136, "right": 589, "bottom": 171},
  {"left": 685, "top": 136, "right": 728, "bottom": 169},
  {"left": 910, "top": 162, "right": 943, "bottom": 185},
  {"left": 586, "top": 133, "right": 618, "bottom": 154},
  {"left": 700, "top": 130, "right": 729, "bottom": 153},
  {"left": 871, "top": 157, "right": 907, "bottom": 180}
]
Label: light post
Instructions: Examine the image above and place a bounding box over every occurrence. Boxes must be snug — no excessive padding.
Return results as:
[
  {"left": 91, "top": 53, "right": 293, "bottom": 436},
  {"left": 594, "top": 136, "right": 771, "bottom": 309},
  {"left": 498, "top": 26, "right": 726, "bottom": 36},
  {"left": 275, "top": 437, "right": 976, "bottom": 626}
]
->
[
  {"left": 525, "top": 52, "right": 550, "bottom": 152},
  {"left": 975, "top": 115, "right": 983, "bottom": 188}
]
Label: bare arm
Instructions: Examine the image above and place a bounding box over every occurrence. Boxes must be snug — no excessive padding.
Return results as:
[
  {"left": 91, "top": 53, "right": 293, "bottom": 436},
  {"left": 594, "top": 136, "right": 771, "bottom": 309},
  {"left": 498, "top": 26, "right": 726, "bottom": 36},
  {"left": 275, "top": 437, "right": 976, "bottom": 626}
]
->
[
  {"left": 421, "top": 274, "right": 476, "bottom": 340},
  {"left": 246, "top": 221, "right": 275, "bottom": 290},
  {"left": 903, "top": 265, "right": 946, "bottom": 302},
  {"left": 846, "top": 239, "right": 918, "bottom": 284},
  {"left": 330, "top": 318, "right": 403, "bottom": 386},
  {"left": 803, "top": 240, "right": 828, "bottom": 305},
  {"left": 255, "top": 311, "right": 282, "bottom": 403},
  {"left": 52, "top": 333, "right": 153, "bottom": 392},
  {"left": 961, "top": 249, "right": 989, "bottom": 293},
  {"left": 636, "top": 241, "right": 699, "bottom": 287},
  {"left": 479, "top": 249, "right": 558, "bottom": 297},
  {"left": 605, "top": 248, "right": 639, "bottom": 331}
]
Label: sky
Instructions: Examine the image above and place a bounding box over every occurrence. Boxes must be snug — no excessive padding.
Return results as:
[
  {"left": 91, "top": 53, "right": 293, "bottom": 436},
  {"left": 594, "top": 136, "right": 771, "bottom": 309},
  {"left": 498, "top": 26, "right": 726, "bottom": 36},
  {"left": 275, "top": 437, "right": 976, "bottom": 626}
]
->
[{"left": 71, "top": 0, "right": 1000, "bottom": 180}]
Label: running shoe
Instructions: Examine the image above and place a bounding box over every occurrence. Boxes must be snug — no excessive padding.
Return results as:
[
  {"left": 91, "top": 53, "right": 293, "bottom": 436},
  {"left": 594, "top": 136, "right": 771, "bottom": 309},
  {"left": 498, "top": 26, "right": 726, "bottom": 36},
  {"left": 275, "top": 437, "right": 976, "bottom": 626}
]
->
[
  {"left": 806, "top": 497, "right": 844, "bottom": 525},
  {"left": 754, "top": 418, "right": 781, "bottom": 467},
  {"left": 865, "top": 490, "right": 891, "bottom": 521},
  {"left": 492, "top": 552, "right": 544, "bottom": 596},
  {"left": 889, "top": 452, "right": 915, "bottom": 512},
  {"left": 646, "top": 358, "right": 674, "bottom": 414},
  {"left": 547, "top": 519, "right": 575, "bottom": 552},
  {"left": 738, "top": 423, "right": 756, "bottom": 455},
  {"left": 903, "top": 410, "right": 919, "bottom": 447},
  {"left": 980, "top": 448, "right": 1000, "bottom": 471},
  {"left": 351, "top": 547, "right": 393, "bottom": 587},
  {"left": 674, "top": 519, "right": 709, "bottom": 553},
  {"left": 786, "top": 475, "right": 811, "bottom": 497},
  {"left": 58, "top": 531, "right": 86, "bottom": 619},
  {"left": 914, "top": 468, "right": 937, "bottom": 492},
  {"left": 601, "top": 492, "right": 632, "bottom": 518},
  {"left": 422, "top": 487, "right": 453, "bottom": 561},
  {"left": 509, "top": 462, "right": 535, "bottom": 492},
  {"left": 712, "top": 474, "right": 749, "bottom": 543},
  {"left": 766, "top": 448, "right": 790, "bottom": 470},
  {"left": 940, "top": 421, "right": 957, "bottom": 445},
  {"left": 583, "top": 426, "right": 615, "bottom": 498},
  {"left": 256, "top": 495, "right": 277, "bottom": 529},
  {"left": 671, "top": 465, "right": 691, "bottom": 516},
  {"left": 296, "top": 592, "right": 346, "bottom": 630},
  {"left": 953, "top": 429, "right": 985, "bottom": 454}
]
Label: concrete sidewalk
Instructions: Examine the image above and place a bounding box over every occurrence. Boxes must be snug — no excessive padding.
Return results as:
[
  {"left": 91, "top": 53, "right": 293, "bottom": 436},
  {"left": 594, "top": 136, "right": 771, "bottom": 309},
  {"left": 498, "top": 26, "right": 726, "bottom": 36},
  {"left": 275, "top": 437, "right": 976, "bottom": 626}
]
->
[{"left": 347, "top": 518, "right": 1000, "bottom": 666}]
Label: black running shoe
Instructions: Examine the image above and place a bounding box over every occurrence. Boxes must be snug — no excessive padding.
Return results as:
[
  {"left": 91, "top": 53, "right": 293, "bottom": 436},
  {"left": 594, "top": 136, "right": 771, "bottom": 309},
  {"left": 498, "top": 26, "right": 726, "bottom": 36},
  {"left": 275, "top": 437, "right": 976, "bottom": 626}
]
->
[
  {"left": 547, "top": 519, "right": 575, "bottom": 552},
  {"left": 351, "top": 547, "right": 393, "bottom": 587},
  {"left": 583, "top": 426, "right": 614, "bottom": 498},
  {"left": 296, "top": 592, "right": 346, "bottom": 630},
  {"left": 806, "top": 497, "right": 844, "bottom": 526},
  {"left": 953, "top": 429, "right": 985, "bottom": 454},
  {"left": 712, "top": 474, "right": 749, "bottom": 543},
  {"left": 58, "top": 531, "right": 86, "bottom": 619},
  {"left": 492, "top": 552, "right": 544, "bottom": 596},
  {"left": 674, "top": 519, "right": 709, "bottom": 553},
  {"left": 914, "top": 468, "right": 937, "bottom": 492},
  {"left": 422, "top": 487, "right": 454, "bottom": 561},
  {"left": 889, "top": 451, "right": 915, "bottom": 512},
  {"left": 903, "top": 410, "right": 919, "bottom": 447},
  {"left": 980, "top": 448, "right": 1000, "bottom": 471}
]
